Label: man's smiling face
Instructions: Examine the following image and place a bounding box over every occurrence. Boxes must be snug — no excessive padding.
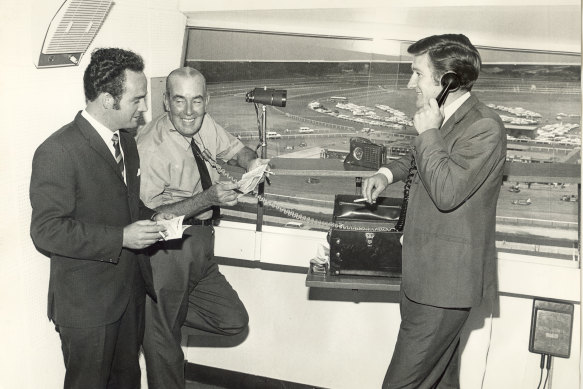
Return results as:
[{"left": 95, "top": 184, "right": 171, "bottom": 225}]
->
[
  {"left": 164, "top": 73, "right": 209, "bottom": 137},
  {"left": 407, "top": 53, "right": 442, "bottom": 109}
]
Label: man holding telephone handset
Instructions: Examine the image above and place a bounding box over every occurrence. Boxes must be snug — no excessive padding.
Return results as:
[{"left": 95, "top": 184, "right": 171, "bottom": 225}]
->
[
  {"left": 137, "top": 67, "right": 268, "bottom": 389},
  {"left": 363, "top": 34, "right": 506, "bottom": 388}
]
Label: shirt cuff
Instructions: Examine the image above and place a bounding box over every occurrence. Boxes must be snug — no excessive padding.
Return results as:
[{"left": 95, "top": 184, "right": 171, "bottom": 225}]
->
[{"left": 378, "top": 167, "right": 394, "bottom": 185}]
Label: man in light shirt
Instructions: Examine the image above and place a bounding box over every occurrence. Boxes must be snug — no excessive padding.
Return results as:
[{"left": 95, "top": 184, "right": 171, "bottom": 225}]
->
[
  {"left": 137, "top": 67, "right": 268, "bottom": 389},
  {"left": 363, "top": 34, "right": 506, "bottom": 388}
]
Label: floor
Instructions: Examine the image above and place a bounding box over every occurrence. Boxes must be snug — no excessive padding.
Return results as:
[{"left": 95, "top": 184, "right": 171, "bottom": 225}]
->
[{"left": 184, "top": 363, "right": 323, "bottom": 389}]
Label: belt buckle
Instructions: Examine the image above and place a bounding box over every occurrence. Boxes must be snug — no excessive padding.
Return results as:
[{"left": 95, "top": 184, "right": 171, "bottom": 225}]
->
[
  {"left": 184, "top": 217, "right": 219, "bottom": 226},
  {"left": 197, "top": 218, "right": 215, "bottom": 226}
]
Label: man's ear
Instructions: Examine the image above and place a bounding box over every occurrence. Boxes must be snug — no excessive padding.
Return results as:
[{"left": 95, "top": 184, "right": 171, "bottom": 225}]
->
[
  {"left": 163, "top": 92, "right": 170, "bottom": 112},
  {"left": 102, "top": 93, "right": 115, "bottom": 109}
]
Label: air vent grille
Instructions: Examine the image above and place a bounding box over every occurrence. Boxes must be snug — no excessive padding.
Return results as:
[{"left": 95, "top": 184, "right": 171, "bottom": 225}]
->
[{"left": 42, "top": 0, "right": 113, "bottom": 54}]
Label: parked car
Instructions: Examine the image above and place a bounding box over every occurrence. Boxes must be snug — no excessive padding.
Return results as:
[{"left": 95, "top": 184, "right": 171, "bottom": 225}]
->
[
  {"left": 284, "top": 221, "right": 304, "bottom": 228},
  {"left": 560, "top": 194, "right": 578, "bottom": 202},
  {"left": 511, "top": 198, "right": 532, "bottom": 205},
  {"left": 508, "top": 185, "right": 520, "bottom": 193}
]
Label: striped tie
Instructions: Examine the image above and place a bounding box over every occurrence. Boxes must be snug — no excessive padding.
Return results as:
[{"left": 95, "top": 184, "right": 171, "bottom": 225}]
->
[{"left": 111, "top": 133, "right": 124, "bottom": 177}]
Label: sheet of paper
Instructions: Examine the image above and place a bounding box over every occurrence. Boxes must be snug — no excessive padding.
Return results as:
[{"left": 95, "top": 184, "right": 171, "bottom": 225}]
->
[
  {"left": 235, "top": 163, "right": 268, "bottom": 197},
  {"left": 157, "top": 215, "right": 190, "bottom": 241}
]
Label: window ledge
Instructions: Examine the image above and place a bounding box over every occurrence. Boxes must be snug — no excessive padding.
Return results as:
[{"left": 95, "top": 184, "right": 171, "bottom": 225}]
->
[{"left": 215, "top": 221, "right": 581, "bottom": 303}]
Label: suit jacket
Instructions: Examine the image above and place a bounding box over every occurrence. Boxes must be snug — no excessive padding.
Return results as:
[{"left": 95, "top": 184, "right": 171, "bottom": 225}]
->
[
  {"left": 386, "top": 95, "right": 506, "bottom": 308},
  {"left": 30, "top": 112, "right": 157, "bottom": 328}
]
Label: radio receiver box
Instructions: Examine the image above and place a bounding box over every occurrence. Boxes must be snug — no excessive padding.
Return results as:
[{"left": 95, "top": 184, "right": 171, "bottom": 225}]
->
[{"left": 344, "top": 137, "right": 386, "bottom": 170}]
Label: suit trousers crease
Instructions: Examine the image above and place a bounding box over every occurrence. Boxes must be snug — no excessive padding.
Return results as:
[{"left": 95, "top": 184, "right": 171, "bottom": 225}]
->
[
  {"left": 143, "top": 225, "right": 248, "bottom": 389},
  {"left": 56, "top": 265, "right": 145, "bottom": 389},
  {"left": 383, "top": 291, "right": 470, "bottom": 389}
]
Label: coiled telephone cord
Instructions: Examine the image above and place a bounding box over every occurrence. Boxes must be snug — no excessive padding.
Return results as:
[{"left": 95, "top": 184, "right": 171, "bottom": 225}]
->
[{"left": 198, "top": 150, "right": 395, "bottom": 232}]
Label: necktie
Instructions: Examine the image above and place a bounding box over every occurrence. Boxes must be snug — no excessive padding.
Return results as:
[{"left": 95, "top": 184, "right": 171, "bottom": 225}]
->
[
  {"left": 190, "top": 138, "right": 220, "bottom": 220},
  {"left": 111, "top": 133, "right": 125, "bottom": 178}
]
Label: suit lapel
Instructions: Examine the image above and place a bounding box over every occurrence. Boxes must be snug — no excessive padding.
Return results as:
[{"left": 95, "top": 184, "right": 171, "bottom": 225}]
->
[
  {"left": 74, "top": 112, "right": 126, "bottom": 185},
  {"left": 440, "top": 95, "right": 479, "bottom": 138}
]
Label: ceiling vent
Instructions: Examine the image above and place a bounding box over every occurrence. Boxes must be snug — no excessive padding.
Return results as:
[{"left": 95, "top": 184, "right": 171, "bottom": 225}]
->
[{"left": 36, "top": 0, "right": 113, "bottom": 68}]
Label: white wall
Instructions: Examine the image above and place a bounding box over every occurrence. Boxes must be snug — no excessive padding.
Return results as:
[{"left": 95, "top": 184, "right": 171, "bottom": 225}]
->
[
  {"left": 179, "top": 223, "right": 580, "bottom": 389},
  {"left": 0, "top": 1, "right": 185, "bottom": 388}
]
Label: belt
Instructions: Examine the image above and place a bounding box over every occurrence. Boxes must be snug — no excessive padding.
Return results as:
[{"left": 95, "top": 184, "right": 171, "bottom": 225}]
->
[{"left": 184, "top": 217, "right": 219, "bottom": 226}]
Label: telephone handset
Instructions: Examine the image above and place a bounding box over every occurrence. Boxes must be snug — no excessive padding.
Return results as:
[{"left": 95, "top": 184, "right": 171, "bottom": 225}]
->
[{"left": 435, "top": 72, "right": 461, "bottom": 107}]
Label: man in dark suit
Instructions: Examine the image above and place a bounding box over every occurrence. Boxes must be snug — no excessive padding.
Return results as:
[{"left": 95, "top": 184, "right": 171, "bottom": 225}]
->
[
  {"left": 30, "top": 48, "right": 171, "bottom": 389},
  {"left": 363, "top": 34, "right": 506, "bottom": 388}
]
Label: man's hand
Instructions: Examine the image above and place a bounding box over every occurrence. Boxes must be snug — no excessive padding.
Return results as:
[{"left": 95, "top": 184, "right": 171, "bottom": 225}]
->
[
  {"left": 123, "top": 220, "right": 167, "bottom": 249},
  {"left": 152, "top": 212, "right": 176, "bottom": 222},
  {"left": 413, "top": 98, "right": 444, "bottom": 134},
  {"left": 246, "top": 157, "right": 271, "bottom": 172},
  {"left": 247, "top": 158, "right": 272, "bottom": 183},
  {"left": 362, "top": 173, "right": 389, "bottom": 204},
  {"left": 207, "top": 182, "right": 239, "bottom": 207}
]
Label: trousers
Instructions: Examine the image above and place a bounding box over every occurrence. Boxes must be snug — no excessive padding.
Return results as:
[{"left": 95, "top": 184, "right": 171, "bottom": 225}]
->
[
  {"left": 56, "top": 272, "right": 145, "bottom": 389},
  {"left": 383, "top": 291, "right": 471, "bottom": 389},
  {"left": 143, "top": 225, "right": 248, "bottom": 389}
]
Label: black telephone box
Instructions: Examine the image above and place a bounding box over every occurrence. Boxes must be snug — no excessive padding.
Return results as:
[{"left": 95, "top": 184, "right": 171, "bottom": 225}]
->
[{"left": 329, "top": 194, "right": 403, "bottom": 278}]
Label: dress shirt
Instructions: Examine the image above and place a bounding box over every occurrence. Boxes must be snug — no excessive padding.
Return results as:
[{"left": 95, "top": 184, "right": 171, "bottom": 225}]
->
[
  {"left": 378, "top": 92, "right": 471, "bottom": 184},
  {"left": 81, "top": 110, "right": 126, "bottom": 183},
  {"left": 137, "top": 113, "right": 244, "bottom": 219}
]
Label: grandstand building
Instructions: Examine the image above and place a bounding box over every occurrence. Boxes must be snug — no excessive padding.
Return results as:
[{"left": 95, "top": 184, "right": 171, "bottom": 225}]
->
[{"left": 505, "top": 124, "right": 538, "bottom": 139}]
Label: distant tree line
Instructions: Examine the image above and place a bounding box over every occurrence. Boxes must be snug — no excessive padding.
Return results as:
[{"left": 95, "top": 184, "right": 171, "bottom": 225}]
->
[{"left": 185, "top": 61, "right": 580, "bottom": 83}]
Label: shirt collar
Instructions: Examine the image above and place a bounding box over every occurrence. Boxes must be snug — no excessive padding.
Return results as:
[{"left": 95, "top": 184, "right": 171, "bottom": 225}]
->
[
  {"left": 160, "top": 114, "right": 194, "bottom": 151},
  {"left": 442, "top": 91, "right": 471, "bottom": 127},
  {"left": 161, "top": 113, "right": 207, "bottom": 151},
  {"left": 81, "top": 109, "right": 119, "bottom": 145}
]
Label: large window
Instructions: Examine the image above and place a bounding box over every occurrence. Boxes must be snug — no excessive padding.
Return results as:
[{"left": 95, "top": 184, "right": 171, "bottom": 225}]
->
[{"left": 181, "top": 28, "right": 581, "bottom": 262}]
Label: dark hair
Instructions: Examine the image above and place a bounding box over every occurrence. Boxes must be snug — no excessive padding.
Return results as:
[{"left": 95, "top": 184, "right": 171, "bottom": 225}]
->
[
  {"left": 407, "top": 34, "right": 481, "bottom": 91},
  {"left": 83, "top": 48, "right": 144, "bottom": 106}
]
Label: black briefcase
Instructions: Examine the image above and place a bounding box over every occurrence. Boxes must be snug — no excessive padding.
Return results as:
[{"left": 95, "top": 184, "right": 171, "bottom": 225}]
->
[{"left": 329, "top": 194, "right": 402, "bottom": 277}]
